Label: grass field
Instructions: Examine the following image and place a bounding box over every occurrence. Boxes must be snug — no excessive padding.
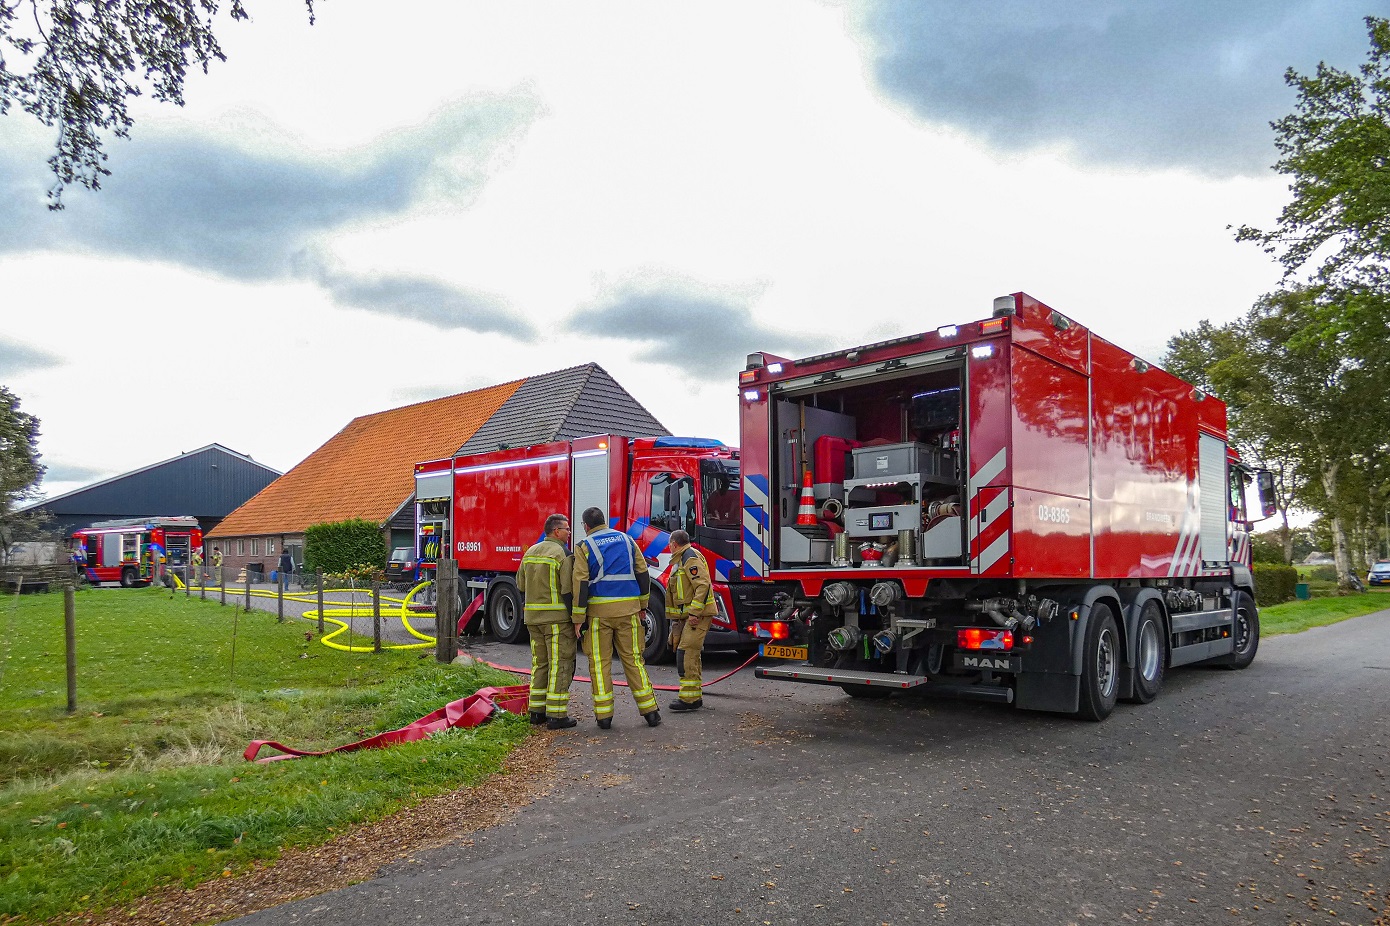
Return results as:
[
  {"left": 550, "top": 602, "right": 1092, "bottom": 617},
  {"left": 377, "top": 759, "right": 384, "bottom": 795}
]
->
[
  {"left": 1261, "top": 587, "right": 1390, "bottom": 636},
  {"left": 0, "top": 587, "right": 527, "bottom": 923}
]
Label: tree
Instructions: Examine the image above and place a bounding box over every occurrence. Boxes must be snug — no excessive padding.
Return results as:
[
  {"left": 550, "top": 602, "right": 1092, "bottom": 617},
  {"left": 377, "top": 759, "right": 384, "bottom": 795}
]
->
[
  {"left": 0, "top": 386, "right": 46, "bottom": 563},
  {"left": 0, "top": 0, "right": 314, "bottom": 208},
  {"left": 1235, "top": 16, "right": 1390, "bottom": 286}
]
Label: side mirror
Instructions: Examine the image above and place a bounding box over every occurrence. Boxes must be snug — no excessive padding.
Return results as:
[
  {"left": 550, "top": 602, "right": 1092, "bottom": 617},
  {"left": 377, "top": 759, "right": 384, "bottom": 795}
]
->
[{"left": 1256, "top": 471, "right": 1277, "bottom": 520}]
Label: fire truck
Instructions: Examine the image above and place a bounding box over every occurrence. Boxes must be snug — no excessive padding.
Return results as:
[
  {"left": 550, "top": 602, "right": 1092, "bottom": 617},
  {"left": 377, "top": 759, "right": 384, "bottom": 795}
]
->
[
  {"left": 70, "top": 517, "right": 204, "bottom": 587},
  {"left": 736, "top": 292, "right": 1275, "bottom": 720},
  {"left": 413, "top": 435, "right": 756, "bottom": 661}
]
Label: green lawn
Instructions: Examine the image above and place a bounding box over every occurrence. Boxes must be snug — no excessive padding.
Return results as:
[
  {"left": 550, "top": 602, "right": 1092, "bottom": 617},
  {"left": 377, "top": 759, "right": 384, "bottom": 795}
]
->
[
  {"left": 0, "top": 587, "right": 527, "bottom": 923},
  {"left": 1262, "top": 587, "right": 1390, "bottom": 636}
]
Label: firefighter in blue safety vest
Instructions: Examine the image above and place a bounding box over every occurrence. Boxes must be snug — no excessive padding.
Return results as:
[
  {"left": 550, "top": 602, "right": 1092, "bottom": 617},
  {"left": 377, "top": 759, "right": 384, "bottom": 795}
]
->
[
  {"left": 572, "top": 506, "right": 661, "bottom": 729},
  {"left": 518, "top": 514, "right": 579, "bottom": 730},
  {"left": 664, "top": 529, "right": 717, "bottom": 711}
]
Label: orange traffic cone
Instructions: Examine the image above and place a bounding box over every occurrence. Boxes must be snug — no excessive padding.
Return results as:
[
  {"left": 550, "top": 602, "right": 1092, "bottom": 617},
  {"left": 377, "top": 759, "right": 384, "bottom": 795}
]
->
[{"left": 796, "top": 470, "right": 818, "bottom": 525}]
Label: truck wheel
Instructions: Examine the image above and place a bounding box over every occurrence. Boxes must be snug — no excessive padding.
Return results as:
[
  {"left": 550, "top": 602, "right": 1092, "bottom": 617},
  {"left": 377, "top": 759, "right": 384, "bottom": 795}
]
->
[
  {"left": 1219, "top": 591, "right": 1259, "bottom": 670},
  {"left": 640, "top": 588, "right": 672, "bottom": 664},
  {"left": 120, "top": 567, "right": 136, "bottom": 588},
  {"left": 1125, "top": 600, "right": 1166, "bottom": 704},
  {"left": 487, "top": 583, "right": 528, "bottom": 645},
  {"left": 1077, "top": 604, "right": 1120, "bottom": 721}
]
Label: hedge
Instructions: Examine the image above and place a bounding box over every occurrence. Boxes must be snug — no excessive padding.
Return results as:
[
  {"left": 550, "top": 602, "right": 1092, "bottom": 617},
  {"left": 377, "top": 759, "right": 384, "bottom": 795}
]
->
[
  {"left": 1253, "top": 564, "right": 1298, "bottom": 607},
  {"left": 303, "top": 518, "right": 387, "bottom": 575}
]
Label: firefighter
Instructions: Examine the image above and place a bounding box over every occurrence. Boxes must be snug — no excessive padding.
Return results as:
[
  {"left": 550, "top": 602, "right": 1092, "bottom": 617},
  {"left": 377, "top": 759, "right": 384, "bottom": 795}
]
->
[
  {"left": 572, "top": 506, "right": 661, "bottom": 729},
  {"left": 211, "top": 546, "right": 224, "bottom": 579},
  {"left": 519, "top": 514, "right": 579, "bottom": 730},
  {"left": 664, "top": 529, "right": 717, "bottom": 711},
  {"left": 191, "top": 547, "right": 204, "bottom": 584}
]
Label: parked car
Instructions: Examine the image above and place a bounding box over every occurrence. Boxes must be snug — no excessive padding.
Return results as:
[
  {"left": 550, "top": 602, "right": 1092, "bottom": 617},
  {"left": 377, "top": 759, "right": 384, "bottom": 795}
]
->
[
  {"left": 1368, "top": 561, "right": 1390, "bottom": 587},
  {"left": 385, "top": 547, "right": 417, "bottom": 586}
]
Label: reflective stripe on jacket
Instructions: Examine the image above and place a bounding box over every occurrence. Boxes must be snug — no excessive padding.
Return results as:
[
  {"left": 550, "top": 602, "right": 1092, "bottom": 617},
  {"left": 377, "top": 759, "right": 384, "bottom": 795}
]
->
[
  {"left": 666, "top": 546, "right": 716, "bottom": 619},
  {"left": 519, "top": 539, "right": 571, "bottom": 623},
  {"left": 573, "top": 527, "right": 649, "bottom": 618}
]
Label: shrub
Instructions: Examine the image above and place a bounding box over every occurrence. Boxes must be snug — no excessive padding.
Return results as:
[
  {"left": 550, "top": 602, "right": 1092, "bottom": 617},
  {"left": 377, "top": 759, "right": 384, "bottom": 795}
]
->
[
  {"left": 1253, "top": 564, "right": 1298, "bottom": 607},
  {"left": 1307, "top": 565, "right": 1338, "bottom": 583},
  {"left": 303, "top": 519, "right": 386, "bottom": 575},
  {"left": 325, "top": 563, "right": 386, "bottom": 585}
]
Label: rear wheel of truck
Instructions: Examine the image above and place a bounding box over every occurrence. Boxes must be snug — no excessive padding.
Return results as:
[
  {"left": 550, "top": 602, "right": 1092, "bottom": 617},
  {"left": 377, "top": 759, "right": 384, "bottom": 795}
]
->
[
  {"left": 1077, "top": 604, "right": 1120, "bottom": 721},
  {"left": 1125, "top": 600, "right": 1167, "bottom": 704},
  {"left": 1218, "top": 591, "right": 1259, "bottom": 670},
  {"left": 120, "top": 567, "right": 136, "bottom": 588},
  {"left": 488, "top": 582, "right": 527, "bottom": 645},
  {"left": 640, "top": 588, "right": 672, "bottom": 664}
]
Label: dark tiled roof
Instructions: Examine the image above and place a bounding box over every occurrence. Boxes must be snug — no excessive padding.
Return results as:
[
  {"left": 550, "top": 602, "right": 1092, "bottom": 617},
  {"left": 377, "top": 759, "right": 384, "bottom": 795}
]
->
[{"left": 455, "top": 363, "right": 668, "bottom": 455}]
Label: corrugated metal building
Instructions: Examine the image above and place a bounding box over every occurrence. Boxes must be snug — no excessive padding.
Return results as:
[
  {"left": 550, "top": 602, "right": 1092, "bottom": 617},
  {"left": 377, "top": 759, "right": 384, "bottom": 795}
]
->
[
  {"left": 209, "top": 364, "right": 669, "bottom": 575},
  {"left": 25, "top": 444, "right": 281, "bottom": 538}
]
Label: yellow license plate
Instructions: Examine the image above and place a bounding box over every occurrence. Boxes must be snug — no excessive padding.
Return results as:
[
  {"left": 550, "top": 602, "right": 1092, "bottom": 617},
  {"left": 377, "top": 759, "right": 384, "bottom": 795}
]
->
[{"left": 761, "top": 644, "right": 808, "bottom": 660}]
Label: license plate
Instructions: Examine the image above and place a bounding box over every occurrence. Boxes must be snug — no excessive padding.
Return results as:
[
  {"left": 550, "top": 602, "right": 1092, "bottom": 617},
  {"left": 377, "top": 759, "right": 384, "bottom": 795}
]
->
[{"left": 761, "top": 644, "right": 808, "bottom": 660}]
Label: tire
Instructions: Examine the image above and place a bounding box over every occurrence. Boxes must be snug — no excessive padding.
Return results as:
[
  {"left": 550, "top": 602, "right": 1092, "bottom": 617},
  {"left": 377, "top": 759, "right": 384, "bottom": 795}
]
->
[
  {"left": 120, "top": 567, "right": 137, "bottom": 588},
  {"left": 640, "top": 587, "right": 673, "bottom": 664},
  {"left": 1077, "top": 603, "right": 1120, "bottom": 721},
  {"left": 1219, "top": 590, "right": 1259, "bottom": 670},
  {"left": 487, "top": 582, "right": 527, "bottom": 644},
  {"left": 1125, "top": 600, "right": 1167, "bottom": 704}
]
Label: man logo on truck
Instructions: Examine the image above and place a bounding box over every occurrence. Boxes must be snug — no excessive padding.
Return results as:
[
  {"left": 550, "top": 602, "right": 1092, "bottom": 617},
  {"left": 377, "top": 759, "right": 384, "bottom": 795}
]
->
[{"left": 961, "top": 655, "right": 1013, "bottom": 670}]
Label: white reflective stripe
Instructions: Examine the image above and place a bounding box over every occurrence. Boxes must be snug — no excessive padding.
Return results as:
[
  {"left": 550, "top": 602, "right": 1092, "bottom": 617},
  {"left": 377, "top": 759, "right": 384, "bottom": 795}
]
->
[
  {"left": 571, "top": 449, "right": 607, "bottom": 459},
  {"left": 984, "top": 491, "right": 1009, "bottom": 525},
  {"left": 455, "top": 453, "right": 569, "bottom": 476},
  {"left": 969, "top": 448, "right": 1008, "bottom": 494},
  {"left": 580, "top": 532, "right": 637, "bottom": 583},
  {"left": 976, "top": 532, "right": 1010, "bottom": 573}
]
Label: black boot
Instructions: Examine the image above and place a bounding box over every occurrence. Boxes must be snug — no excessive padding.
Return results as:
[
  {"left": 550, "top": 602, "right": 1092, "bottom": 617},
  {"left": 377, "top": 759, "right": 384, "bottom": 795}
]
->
[
  {"left": 547, "top": 716, "right": 577, "bottom": 730},
  {"left": 669, "top": 699, "right": 702, "bottom": 712},
  {"left": 528, "top": 711, "right": 547, "bottom": 725},
  {"left": 597, "top": 718, "right": 612, "bottom": 729},
  {"left": 645, "top": 710, "right": 662, "bottom": 728}
]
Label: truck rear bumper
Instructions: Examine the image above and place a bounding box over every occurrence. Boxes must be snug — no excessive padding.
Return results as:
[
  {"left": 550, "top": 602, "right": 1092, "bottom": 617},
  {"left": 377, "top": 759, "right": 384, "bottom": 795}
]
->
[{"left": 755, "top": 664, "right": 1014, "bottom": 703}]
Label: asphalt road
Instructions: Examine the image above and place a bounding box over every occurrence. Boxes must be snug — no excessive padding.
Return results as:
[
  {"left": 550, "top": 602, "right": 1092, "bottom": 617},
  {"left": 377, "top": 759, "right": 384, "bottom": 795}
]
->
[{"left": 234, "top": 610, "right": 1390, "bottom": 926}]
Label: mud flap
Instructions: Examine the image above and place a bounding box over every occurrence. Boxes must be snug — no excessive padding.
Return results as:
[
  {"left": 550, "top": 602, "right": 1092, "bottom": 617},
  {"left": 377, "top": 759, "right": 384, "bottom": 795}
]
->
[{"left": 1015, "top": 673, "right": 1079, "bottom": 713}]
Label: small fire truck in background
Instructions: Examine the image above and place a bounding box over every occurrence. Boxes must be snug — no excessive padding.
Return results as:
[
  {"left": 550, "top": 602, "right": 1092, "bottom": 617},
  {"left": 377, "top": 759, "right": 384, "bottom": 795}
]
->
[
  {"left": 70, "top": 517, "right": 203, "bottom": 588},
  {"left": 414, "top": 435, "right": 757, "bottom": 662},
  {"left": 735, "top": 292, "right": 1275, "bottom": 720}
]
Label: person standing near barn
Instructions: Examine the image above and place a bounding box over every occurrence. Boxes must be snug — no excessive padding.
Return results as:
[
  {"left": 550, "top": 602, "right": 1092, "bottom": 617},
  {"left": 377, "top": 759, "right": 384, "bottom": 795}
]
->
[
  {"left": 519, "top": 514, "right": 579, "bottom": 730},
  {"left": 664, "top": 530, "right": 717, "bottom": 712},
  {"left": 572, "top": 506, "right": 661, "bottom": 729},
  {"left": 278, "top": 545, "right": 294, "bottom": 590}
]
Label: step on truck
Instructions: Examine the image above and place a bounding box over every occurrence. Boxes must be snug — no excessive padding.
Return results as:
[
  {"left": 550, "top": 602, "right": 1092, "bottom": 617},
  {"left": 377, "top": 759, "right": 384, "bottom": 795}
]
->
[
  {"left": 414, "top": 435, "right": 759, "bottom": 662},
  {"left": 736, "top": 292, "right": 1275, "bottom": 720}
]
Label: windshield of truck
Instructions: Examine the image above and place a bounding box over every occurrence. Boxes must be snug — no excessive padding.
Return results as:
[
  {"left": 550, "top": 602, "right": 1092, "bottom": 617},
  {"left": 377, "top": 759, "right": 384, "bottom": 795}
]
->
[{"left": 701, "top": 460, "right": 741, "bottom": 529}]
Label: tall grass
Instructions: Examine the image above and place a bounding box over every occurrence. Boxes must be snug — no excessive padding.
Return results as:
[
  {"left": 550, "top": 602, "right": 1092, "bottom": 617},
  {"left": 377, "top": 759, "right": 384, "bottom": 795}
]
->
[{"left": 0, "top": 588, "right": 526, "bottom": 922}]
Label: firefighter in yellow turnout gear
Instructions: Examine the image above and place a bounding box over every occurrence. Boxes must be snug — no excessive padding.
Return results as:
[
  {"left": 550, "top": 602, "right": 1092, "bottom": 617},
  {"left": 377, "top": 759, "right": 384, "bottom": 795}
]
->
[
  {"left": 665, "top": 530, "right": 717, "bottom": 711},
  {"left": 518, "top": 514, "right": 579, "bottom": 730},
  {"left": 572, "top": 506, "right": 661, "bottom": 729}
]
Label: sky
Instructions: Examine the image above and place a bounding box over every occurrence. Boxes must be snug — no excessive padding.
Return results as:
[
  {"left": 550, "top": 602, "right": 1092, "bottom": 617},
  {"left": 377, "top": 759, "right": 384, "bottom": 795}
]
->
[{"left": 0, "top": 0, "right": 1378, "bottom": 500}]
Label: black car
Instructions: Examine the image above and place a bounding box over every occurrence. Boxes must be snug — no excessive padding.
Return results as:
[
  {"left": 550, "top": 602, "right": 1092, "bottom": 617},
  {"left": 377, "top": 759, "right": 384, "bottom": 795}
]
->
[
  {"left": 385, "top": 547, "right": 417, "bottom": 585},
  {"left": 1369, "top": 561, "right": 1390, "bottom": 587}
]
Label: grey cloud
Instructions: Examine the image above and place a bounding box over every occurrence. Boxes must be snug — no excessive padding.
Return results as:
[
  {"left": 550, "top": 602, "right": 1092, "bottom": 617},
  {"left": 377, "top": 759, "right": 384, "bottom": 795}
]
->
[
  {"left": 566, "top": 275, "right": 816, "bottom": 380},
  {"left": 0, "top": 340, "right": 62, "bottom": 376},
  {"left": 43, "top": 463, "right": 108, "bottom": 483},
  {"left": 0, "top": 92, "right": 542, "bottom": 336},
  {"left": 317, "top": 268, "right": 536, "bottom": 338},
  {"left": 857, "top": 1, "right": 1373, "bottom": 176}
]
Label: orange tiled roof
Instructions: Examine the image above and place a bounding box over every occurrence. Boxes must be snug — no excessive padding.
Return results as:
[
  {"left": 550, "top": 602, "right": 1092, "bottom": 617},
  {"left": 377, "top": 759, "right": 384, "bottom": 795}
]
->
[{"left": 208, "top": 380, "right": 523, "bottom": 537}]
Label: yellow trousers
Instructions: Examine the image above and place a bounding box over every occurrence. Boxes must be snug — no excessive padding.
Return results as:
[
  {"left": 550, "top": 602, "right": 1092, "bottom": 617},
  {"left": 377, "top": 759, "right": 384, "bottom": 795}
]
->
[
  {"left": 527, "top": 621, "right": 576, "bottom": 718},
  {"left": 586, "top": 612, "right": 658, "bottom": 718}
]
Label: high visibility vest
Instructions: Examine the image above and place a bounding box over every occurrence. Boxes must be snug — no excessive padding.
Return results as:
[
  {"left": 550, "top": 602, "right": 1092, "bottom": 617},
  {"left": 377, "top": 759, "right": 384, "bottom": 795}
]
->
[
  {"left": 520, "top": 540, "right": 568, "bottom": 613},
  {"left": 579, "top": 528, "right": 642, "bottom": 605}
]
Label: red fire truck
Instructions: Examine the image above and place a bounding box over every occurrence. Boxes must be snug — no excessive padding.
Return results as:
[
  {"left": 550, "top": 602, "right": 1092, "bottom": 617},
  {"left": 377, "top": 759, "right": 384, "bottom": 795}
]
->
[
  {"left": 70, "top": 517, "right": 204, "bottom": 587},
  {"left": 414, "top": 435, "right": 757, "bottom": 661},
  {"left": 736, "top": 292, "right": 1275, "bottom": 720}
]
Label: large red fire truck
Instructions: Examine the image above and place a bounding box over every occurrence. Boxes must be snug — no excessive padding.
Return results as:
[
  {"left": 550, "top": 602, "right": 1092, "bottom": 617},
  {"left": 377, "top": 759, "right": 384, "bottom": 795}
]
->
[
  {"left": 70, "top": 517, "right": 203, "bottom": 587},
  {"left": 413, "top": 435, "right": 756, "bottom": 662},
  {"left": 736, "top": 292, "right": 1275, "bottom": 720}
]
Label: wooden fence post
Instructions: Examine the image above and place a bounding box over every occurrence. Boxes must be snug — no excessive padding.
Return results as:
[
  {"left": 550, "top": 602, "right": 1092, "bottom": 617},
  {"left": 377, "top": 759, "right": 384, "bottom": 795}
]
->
[
  {"left": 436, "top": 559, "right": 458, "bottom": 663},
  {"left": 244, "top": 572, "right": 251, "bottom": 611},
  {"left": 219, "top": 567, "right": 225, "bottom": 606},
  {"left": 372, "top": 581, "right": 382, "bottom": 653},
  {"left": 276, "top": 573, "right": 284, "bottom": 623},
  {"left": 64, "top": 583, "right": 77, "bottom": 714},
  {"left": 316, "top": 571, "right": 324, "bottom": 634}
]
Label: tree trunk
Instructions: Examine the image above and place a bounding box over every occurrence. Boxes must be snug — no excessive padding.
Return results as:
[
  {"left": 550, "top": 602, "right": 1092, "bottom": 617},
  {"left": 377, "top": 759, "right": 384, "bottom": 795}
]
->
[
  {"left": 1320, "top": 462, "right": 1353, "bottom": 586},
  {"left": 1279, "top": 514, "right": 1293, "bottom": 565}
]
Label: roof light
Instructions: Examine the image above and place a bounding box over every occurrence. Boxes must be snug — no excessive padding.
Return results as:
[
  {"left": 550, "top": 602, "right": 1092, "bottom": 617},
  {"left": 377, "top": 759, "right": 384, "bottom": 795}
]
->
[
  {"left": 597, "top": 441, "right": 608, "bottom": 449},
  {"left": 936, "top": 325, "right": 958, "bottom": 338},
  {"left": 971, "top": 345, "right": 994, "bottom": 359},
  {"left": 766, "top": 362, "right": 783, "bottom": 374},
  {"left": 980, "top": 318, "right": 1008, "bottom": 334},
  {"left": 992, "top": 295, "right": 1016, "bottom": 317},
  {"left": 1130, "top": 357, "right": 1150, "bottom": 373},
  {"left": 743, "top": 389, "right": 760, "bottom": 402}
]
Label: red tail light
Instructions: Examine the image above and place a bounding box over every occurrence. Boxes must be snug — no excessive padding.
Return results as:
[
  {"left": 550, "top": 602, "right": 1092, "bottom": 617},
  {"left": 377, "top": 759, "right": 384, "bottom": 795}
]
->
[
  {"left": 957, "top": 628, "right": 1014, "bottom": 650},
  {"left": 752, "top": 621, "right": 790, "bottom": 641}
]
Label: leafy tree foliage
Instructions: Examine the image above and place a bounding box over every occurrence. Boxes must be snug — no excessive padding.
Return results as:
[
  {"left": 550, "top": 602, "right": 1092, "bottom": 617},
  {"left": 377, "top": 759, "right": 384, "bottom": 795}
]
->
[
  {"left": 1236, "top": 16, "right": 1390, "bottom": 286},
  {"left": 0, "top": 386, "right": 46, "bottom": 562},
  {"left": 0, "top": 0, "right": 314, "bottom": 208}
]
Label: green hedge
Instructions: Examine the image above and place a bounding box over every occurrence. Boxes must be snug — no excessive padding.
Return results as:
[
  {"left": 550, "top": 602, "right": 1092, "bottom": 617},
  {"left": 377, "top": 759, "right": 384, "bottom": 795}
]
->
[
  {"left": 1253, "top": 564, "right": 1298, "bottom": 607},
  {"left": 1305, "top": 565, "right": 1338, "bottom": 582},
  {"left": 303, "top": 518, "right": 387, "bottom": 575}
]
